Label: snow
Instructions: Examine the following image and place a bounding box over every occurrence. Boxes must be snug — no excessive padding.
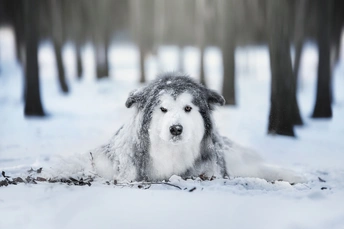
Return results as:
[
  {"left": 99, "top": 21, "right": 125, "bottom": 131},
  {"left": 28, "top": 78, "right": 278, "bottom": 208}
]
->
[{"left": 1, "top": 27, "right": 344, "bottom": 229}]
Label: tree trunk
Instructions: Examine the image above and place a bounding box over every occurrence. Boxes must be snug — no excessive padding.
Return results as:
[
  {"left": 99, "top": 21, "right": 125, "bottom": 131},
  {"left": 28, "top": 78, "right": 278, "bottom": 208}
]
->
[
  {"left": 95, "top": 41, "right": 109, "bottom": 79},
  {"left": 66, "top": 0, "right": 84, "bottom": 80},
  {"left": 178, "top": 46, "right": 184, "bottom": 73},
  {"left": 13, "top": 2, "right": 25, "bottom": 66},
  {"left": 290, "top": 0, "right": 305, "bottom": 126},
  {"left": 221, "top": 0, "right": 236, "bottom": 105},
  {"left": 293, "top": 40, "right": 303, "bottom": 84},
  {"left": 199, "top": 47, "right": 206, "bottom": 86},
  {"left": 312, "top": 0, "right": 332, "bottom": 118},
  {"left": 291, "top": 40, "right": 303, "bottom": 126},
  {"left": 91, "top": 0, "right": 111, "bottom": 80},
  {"left": 53, "top": 42, "right": 68, "bottom": 92},
  {"left": 24, "top": 0, "right": 45, "bottom": 117},
  {"left": 196, "top": 0, "right": 207, "bottom": 87},
  {"left": 221, "top": 40, "right": 235, "bottom": 105},
  {"left": 267, "top": 0, "right": 295, "bottom": 137},
  {"left": 51, "top": 0, "right": 69, "bottom": 93},
  {"left": 76, "top": 42, "right": 83, "bottom": 79},
  {"left": 139, "top": 46, "right": 146, "bottom": 83}
]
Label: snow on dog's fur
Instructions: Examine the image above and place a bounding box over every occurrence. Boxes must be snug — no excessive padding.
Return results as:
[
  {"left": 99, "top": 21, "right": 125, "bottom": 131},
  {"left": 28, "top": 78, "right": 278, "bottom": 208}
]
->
[{"left": 91, "top": 73, "right": 305, "bottom": 183}]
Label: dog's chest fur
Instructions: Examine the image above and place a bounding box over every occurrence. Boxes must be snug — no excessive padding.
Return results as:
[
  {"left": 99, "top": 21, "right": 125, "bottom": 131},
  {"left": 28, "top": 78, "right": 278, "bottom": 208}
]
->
[{"left": 148, "top": 139, "right": 201, "bottom": 180}]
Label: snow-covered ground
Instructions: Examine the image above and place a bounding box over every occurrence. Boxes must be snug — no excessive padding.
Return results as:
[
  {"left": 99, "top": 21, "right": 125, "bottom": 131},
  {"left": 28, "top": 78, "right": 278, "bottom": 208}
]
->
[{"left": 1, "top": 27, "right": 344, "bottom": 229}]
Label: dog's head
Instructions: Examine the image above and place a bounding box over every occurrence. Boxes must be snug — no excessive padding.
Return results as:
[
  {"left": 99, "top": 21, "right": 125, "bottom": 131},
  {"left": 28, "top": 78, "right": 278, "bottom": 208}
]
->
[{"left": 125, "top": 74, "right": 225, "bottom": 145}]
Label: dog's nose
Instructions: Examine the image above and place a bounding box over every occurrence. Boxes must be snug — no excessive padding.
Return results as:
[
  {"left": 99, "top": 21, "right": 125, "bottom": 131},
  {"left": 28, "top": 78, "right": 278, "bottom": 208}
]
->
[{"left": 170, "top": 125, "right": 183, "bottom": 136}]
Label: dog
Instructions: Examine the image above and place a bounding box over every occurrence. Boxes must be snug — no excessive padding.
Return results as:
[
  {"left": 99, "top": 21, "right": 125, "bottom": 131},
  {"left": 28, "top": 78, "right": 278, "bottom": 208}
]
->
[{"left": 91, "top": 73, "right": 305, "bottom": 183}]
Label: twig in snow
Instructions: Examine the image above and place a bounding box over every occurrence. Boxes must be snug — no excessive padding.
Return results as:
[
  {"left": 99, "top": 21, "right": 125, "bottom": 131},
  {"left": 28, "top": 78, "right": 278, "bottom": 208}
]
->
[
  {"left": 148, "top": 182, "right": 182, "bottom": 190},
  {"left": 318, "top": 177, "right": 326, "bottom": 182},
  {"left": 189, "top": 187, "right": 196, "bottom": 192},
  {"left": 2, "top": 171, "right": 10, "bottom": 178}
]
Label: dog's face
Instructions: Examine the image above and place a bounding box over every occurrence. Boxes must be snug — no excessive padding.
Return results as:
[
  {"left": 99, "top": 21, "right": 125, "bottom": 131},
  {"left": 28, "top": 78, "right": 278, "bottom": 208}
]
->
[
  {"left": 125, "top": 75, "right": 225, "bottom": 145},
  {"left": 149, "top": 92, "right": 205, "bottom": 145}
]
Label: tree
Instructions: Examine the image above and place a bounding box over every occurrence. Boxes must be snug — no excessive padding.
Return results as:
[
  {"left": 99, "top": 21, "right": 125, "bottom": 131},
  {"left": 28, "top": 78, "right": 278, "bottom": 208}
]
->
[
  {"left": 24, "top": 0, "right": 45, "bottom": 117},
  {"left": 312, "top": 0, "right": 333, "bottom": 118},
  {"left": 221, "top": 0, "right": 236, "bottom": 105},
  {"left": 62, "top": 0, "right": 84, "bottom": 79},
  {"left": 196, "top": 0, "right": 207, "bottom": 86},
  {"left": 91, "top": 0, "right": 111, "bottom": 79},
  {"left": 130, "top": 0, "right": 155, "bottom": 83},
  {"left": 51, "top": 0, "right": 69, "bottom": 93},
  {"left": 267, "top": 0, "right": 298, "bottom": 136}
]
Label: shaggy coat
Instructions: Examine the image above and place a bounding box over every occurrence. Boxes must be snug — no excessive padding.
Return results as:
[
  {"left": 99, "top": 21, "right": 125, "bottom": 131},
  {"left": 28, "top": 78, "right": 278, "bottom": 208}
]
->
[{"left": 91, "top": 73, "right": 304, "bottom": 183}]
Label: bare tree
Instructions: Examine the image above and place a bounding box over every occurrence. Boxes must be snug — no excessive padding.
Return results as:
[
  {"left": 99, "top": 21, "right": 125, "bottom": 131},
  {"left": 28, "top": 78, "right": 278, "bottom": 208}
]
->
[
  {"left": 130, "top": 0, "right": 155, "bottom": 83},
  {"left": 220, "top": 0, "right": 236, "bottom": 105},
  {"left": 196, "top": 0, "right": 207, "bottom": 86},
  {"left": 24, "top": 0, "right": 45, "bottom": 117},
  {"left": 312, "top": 0, "right": 333, "bottom": 118},
  {"left": 51, "top": 0, "right": 69, "bottom": 93},
  {"left": 62, "top": 0, "right": 84, "bottom": 79},
  {"left": 267, "top": 0, "right": 296, "bottom": 136},
  {"left": 92, "top": 0, "right": 111, "bottom": 79}
]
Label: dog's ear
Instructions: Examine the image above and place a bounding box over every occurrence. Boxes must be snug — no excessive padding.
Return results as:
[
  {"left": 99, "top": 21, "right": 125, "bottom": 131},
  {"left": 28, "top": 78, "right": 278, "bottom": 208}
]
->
[
  {"left": 206, "top": 89, "right": 225, "bottom": 108},
  {"left": 125, "top": 89, "right": 143, "bottom": 108}
]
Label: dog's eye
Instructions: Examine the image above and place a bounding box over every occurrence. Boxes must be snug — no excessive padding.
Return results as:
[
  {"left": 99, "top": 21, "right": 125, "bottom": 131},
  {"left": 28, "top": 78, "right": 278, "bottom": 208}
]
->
[
  {"left": 160, "top": 107, "right": 168, "bottom": 113},
  {"left": 184, "top": 106, "right": 192, "bottom": 112}
]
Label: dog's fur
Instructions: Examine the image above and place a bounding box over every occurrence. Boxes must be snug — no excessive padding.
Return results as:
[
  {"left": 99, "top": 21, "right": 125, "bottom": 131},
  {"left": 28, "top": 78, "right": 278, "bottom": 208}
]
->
[{"left": 91, "top": 73, "right": 305, "bottom": 183}]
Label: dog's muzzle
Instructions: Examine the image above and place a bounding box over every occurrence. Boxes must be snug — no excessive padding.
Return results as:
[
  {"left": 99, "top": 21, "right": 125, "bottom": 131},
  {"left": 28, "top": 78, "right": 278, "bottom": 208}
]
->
[{"left": 170, "top": 125, "right": 183, "bottom": 136}]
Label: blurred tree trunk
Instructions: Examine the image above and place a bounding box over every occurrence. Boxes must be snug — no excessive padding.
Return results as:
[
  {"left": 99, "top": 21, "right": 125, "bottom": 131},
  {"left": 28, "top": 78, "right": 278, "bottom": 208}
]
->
[
  {"left": 132, "top": 0, "right": 146, "bottom": 83},
  {"left": 290, "top": 0, "right": 305, "bottom": 126},
  {"left": 63, "top": 0, "right": 83, "bottom": 79},
  {"left": 221, "top": 0, "right": 236, "bottom": 105},
  {"left": 139, "top": 46, "right": 146, "bottom": 83},
  {"left": 178, "top": 47, "right": 184, "bottom": 73},
  {"left": 199, "top": 48, "right": 206, "bottom": 86},
  {"left": 13, "top": 1, "right": 25, "bottom": 66},
  {"left": 130, "top": 0, "right": 155, "bottom": 83},
  {"left": 292, "top": 0, "right": 307, "bottom": 82},
  {"left": 93, "top": 0, "right": 110, "bottom": 79},
  {"left": 267, "top": 0, "right": 295, "bottom": 136},
  {"left": 95, "top": 41, "right": 109, "bottom": 79},
  {"left": 196, "top": 0, "right": 207, "bottom": 86},
  {"left": 312, "top": 0, "right": 333, "bottom": 118},
  {"left": 24, "top": 0, "right": 45, "bottom": 117},
  {"left": 51, "top": 0, "right": 69, "bottom": 93},
  {"left": 76, "top": 44, "right": 83, "bottom": 79},
  {"left": 293, "top": 40, "right": 303, "bottom": 88}
]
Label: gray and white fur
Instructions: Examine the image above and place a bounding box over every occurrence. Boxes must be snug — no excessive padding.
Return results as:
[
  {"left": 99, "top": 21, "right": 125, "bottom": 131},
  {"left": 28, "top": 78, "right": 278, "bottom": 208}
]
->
[{"left": 91, "top": 73, "right": 305, "bottom": 183}]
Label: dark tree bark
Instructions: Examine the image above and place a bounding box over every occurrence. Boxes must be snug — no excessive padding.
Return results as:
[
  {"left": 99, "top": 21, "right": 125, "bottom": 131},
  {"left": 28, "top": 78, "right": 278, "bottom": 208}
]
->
[
  {"left": 51, "top": 0, "right": 69, "bottom": 93},
  {"left": 267, "top": 0, "right": 295, "bottom": 137},
  {"left": 95, "top": 41, "right": 109, "bottom": 79},
  {"left": 53, "top": 42, "right": 68, "bottom": 92},
  {"left": 13, "top": 1, "right": 25, "bottom": 66},
  {"left": 76, "top": 43, "right": 83, "bottom": 79},
  {"left": 178, "top": 46, "right": 184, "bottom": 73},
  {"left": 130, "top": 0, "right": 155, "bottom": 83},
  {"left": 221, "top": 0, "right": 236, "bottom": 105},
  {"left": 292, "top": 0, "right": 307, "bottom": 82},
  {"left": 24, "top": 0, "right": 45, "bottom": 117},
  {"left": 293, "top": 40, "right": 303, "bottom": 84},
  {"left": 289, "top": 0, "right": 305, "bottom": 126},
  {"left": 199, "top": 47, "right": 206, "bottom": 86},
  {"left": 196, "top": 0, "right": 207, "bottom": 87},
  {"left": 312, "top": 0, "right": 333, "bottom": 118},
  {"left": 62, "top": 0, "right": 84, "bottom": 79},
  {"left": 291, "top": 42, "right": 303, "bottom": 126},
  {"left": 139, "top": 46, "right": 146, "bottom": 83},
  {"left": 92, "top": 0, "right": 111, "bottom": 79}
]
